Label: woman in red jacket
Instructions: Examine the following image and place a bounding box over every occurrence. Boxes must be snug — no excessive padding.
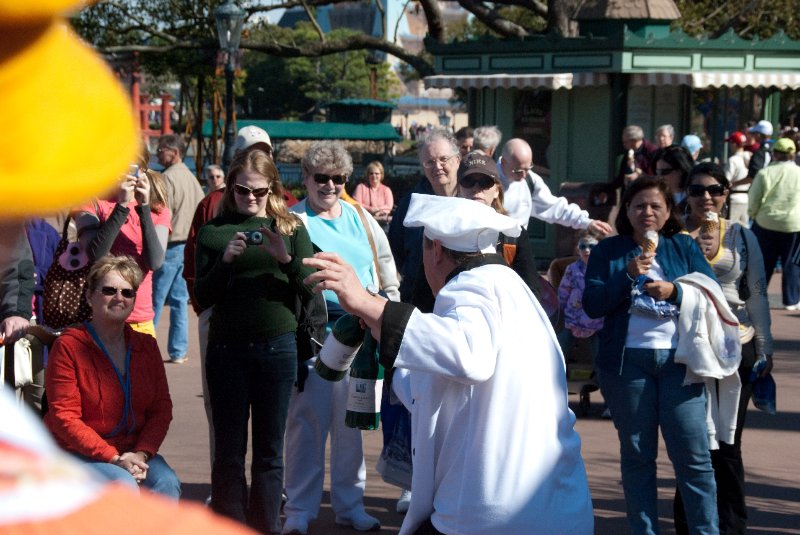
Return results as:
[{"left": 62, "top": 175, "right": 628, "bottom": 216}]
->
[{"left": 44, "top": 254, "right": 180, "bottom": 499}]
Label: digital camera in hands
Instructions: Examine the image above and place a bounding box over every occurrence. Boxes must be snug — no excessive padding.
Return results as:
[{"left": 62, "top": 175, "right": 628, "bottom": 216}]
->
[{"left": 242, "top": 230, "right": 263, "bottom": 246}]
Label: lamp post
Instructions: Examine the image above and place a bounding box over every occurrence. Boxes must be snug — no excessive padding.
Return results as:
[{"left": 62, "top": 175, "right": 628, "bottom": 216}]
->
[{"left": 214, "top": 0, "right": 246, "bottom": 168}]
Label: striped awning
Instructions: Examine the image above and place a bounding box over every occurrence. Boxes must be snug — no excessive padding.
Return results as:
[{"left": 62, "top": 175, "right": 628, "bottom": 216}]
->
[
  {"left": 424, "top": 73, "right": 608, "bottom": 90},
  {"left": 630, "top": 71, "right": 800, "bottom": 89}
]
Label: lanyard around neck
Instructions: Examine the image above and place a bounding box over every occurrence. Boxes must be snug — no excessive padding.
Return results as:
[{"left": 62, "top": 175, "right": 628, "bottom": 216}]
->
[{"left": 84, "top": 322, "right": 135, "bottom": 437}]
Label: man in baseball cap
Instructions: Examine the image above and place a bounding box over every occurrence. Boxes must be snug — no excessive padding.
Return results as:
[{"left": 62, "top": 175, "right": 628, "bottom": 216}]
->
[
  {"left": 749, "top": 134, "right": 800, "bottom": 310},
  {"left": 747, "top": 120, "right": 774, "bottom": 182}
]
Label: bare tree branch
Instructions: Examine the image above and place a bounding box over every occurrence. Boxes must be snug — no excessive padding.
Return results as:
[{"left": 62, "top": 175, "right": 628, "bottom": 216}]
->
[
  {"left": 393, "top": 0, "right": 414, "bottom": 42},
  {"left": 300, "top": 0, "right": 326, "bottom": 42},
  {"left": 98, "top": 34, "right": 436, "bottom": 77},
  {"left": 418, "top": 0, "right": 446, "bottom": 42},
  {"left": 457, "top": 0, "right": 529, "bottom": 38}
]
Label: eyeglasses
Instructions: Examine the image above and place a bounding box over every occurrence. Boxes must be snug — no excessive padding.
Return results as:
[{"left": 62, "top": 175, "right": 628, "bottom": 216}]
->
[
  {"left": 458, "top": 175, "right": 496, "bottom": 189},
  {"left": 209, "top": 174, "right": 225, "bottom": 180},
  {"left": 99, "top": 286, "right": 136, "bottom": 299},
  {"left": 687, "top": 184, "right": 726, "bottom": 198},
  {"left": 511, "top": 166, "right": 533, "bottom": 176},
  {"left": 578, "top": 242, "right": 596, "bottom": 251},
  {"left": 313, "top": 173, "right": 347, "bottom": 185},
  {"left": 156, "top": 147, "right": 174, "bottom": 154},
  {"left": 422, "top": 153, "right": 459, "bottom": 169},
  {"left": 655, "top": 167, "right": 675, "bottom": 176},
  {"left": 233, "top": 184, "right": 271, "bottom": 198}
]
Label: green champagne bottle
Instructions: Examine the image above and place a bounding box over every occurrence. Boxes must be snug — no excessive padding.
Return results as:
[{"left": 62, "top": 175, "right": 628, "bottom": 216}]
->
[
  {"left": 315, "top": 314, "right": 364, "bottom": 381},
  {"left": 345, "top": 328, "right": 384, "bottom": 430}
]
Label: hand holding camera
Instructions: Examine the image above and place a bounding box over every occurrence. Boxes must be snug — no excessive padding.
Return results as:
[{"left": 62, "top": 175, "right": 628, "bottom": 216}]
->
[
  {"left": 134, "top": 171, "right": 150, "bottom": 206},
  {"left": 117, "top": 167, "right": 137, "bottom": 206}
]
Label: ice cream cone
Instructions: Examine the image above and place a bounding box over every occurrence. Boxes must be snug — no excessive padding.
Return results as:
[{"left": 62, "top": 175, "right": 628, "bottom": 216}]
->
[
  {"left": 642, "top": 230, "right": 658, "bottom": 254},
  {"left": 701, "top": 212, "right": 719, "bottom": 234}
]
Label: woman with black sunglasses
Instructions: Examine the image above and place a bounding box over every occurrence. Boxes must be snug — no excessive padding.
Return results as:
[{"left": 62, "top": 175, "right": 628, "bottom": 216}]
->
[
  {"left": 456, "top": 150, "right": 544, "bottom": 302},
  {"left": 282, "top": 141, "right": 400, "bottom": 535},
  {"left": 44, "top": 254, "right": 180, "bottom": 498},
  {"left": 674, "top": 162, "right": 773, "bottom": 535},
  {"left": 194, "top": 149, "right": 316, "bottom": 533}
]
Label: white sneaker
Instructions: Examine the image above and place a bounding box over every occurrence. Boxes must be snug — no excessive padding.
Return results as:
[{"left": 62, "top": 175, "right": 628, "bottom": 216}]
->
[
  {"left": 785, "top": 302, "right": 800, "bottom": 311},
  {"left": 335, "top": 510, "right": 381, "bottom": 532},
  {"left": 396, "top": 489, "right": 412, "bottom": 513},
  {"left": 281, "top": 516, "right": 308, "bottom": 535}
]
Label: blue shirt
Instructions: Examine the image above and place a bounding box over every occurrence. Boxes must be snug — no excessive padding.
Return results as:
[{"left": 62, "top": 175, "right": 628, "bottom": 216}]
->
[
  {"left": 303, "top": 201, "right": 374, "bottom": 305},
  {"left": 582, "top": 232, "right": 717, "bottom": 373}
]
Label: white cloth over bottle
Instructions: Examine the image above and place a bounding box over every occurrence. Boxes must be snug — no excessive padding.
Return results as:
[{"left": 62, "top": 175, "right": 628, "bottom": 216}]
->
[{"left": 388, "top": 263, "right": 594, "bottom": 535}]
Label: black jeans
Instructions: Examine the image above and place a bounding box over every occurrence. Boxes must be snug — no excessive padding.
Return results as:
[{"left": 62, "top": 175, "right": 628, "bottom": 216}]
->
[
  {"left": 207, "top": 333, "right": 297, "bottom": 534},
  {"left": 674, "top": 340, "right": 755, "bottom": 535}
]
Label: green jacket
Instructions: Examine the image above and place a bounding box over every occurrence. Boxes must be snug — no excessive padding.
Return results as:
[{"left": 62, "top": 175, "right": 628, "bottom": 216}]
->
[{"left": 748, "top": 161, "right": 800, "bottom": 232}]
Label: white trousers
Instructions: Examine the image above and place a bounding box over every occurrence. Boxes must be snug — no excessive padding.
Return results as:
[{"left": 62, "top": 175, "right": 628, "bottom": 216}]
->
[
  {"left": 283, "top": 359, "right": 367, "bottom": 521},
  {"left": 198, "top": 307, "right": 214, "bottom": 471}
]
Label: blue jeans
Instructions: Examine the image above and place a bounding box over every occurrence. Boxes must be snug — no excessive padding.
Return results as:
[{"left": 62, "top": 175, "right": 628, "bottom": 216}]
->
[
  {"left": 751, "top": 223, "right": 800, "bottom": 305},
  {"left": 599, "top": 348, "right": 718, "bottom": 535},
  {"left": 82, "top": 454, "right": 181, "bottom": 500},
  {"left": 206, "top": 332, "right": 297, "bottom": 533},
  {"left": 152, "top": 243, "right": 189, "bottom": 359}
]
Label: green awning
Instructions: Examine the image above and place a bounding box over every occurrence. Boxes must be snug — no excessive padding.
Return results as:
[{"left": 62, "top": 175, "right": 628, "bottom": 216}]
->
[{"left": 203, "top": 119, "right": 401, "bottom": 141}]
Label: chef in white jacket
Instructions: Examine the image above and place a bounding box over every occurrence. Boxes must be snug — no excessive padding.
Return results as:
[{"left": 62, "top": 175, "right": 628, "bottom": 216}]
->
[{"left": 302, "top": 194, "right": 593, "bottom": 535}]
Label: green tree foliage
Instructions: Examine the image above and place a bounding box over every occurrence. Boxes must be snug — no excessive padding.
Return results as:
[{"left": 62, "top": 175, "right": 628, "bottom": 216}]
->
[
  {"left": 674, "top": 0, "right": 800, "bottom": 40},
  {"left": 241, "top": 23, "right": 400, "bottom": 120}
]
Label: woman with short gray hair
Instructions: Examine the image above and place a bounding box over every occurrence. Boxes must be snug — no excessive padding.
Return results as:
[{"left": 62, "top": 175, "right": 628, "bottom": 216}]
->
[
  {"left": 300, "top": 140, "right": 354, "bottom": 178},
  {"left": 283, "top": 141, "right": 399, "bottom": 535}
]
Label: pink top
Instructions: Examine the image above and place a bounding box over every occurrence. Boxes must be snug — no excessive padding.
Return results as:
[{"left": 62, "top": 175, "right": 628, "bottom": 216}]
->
[
  {"left": 353, "top": 183, "right": 393, "bottom": 214},
  {"left": 81, "top": 199, "right": 172, "bottom": 323}
]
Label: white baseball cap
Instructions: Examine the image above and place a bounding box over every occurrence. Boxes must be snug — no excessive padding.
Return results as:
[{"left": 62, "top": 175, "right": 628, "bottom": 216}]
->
[
  {"left": 403, "top": 194, "right": 520, "bottom": 253},
  {"left": 749, "top": 120, "right": 773, "bottom": 137},
  {"left": 233, "top": 126, "right": 272, "bottom": 153}
]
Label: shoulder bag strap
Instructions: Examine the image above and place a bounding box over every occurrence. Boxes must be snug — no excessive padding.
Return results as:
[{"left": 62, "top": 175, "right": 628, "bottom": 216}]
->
[{"left": 354, "top": 203, "right": 383, "bottom": 289}]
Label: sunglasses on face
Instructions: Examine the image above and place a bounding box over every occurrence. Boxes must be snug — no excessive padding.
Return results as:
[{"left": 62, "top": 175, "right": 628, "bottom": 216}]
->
[
  {"left": 655, "top": 167, "right": 675, "bottom": 176},
  {"left": 458, "top": 175, "right": 495, "bottom": 189},
  {"left": 233, "top": 184, "right": 271, "bottom": 198},
  {"left": 99, "top": 286, "right": 136, "bottom": 299},
  {"left": 313, "top": 173, "right": 347, "bottom": 185},
  {"left": 578, "top": 242, "right": 596, "bottom": 251},
  {"left": 687, "top": 184, "right": 726, "bottom": 198}
]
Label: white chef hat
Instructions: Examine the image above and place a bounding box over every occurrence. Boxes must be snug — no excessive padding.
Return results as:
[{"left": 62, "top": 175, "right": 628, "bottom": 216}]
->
[{"left": 403, "top": 194, "right": 521, "bottom": 253}]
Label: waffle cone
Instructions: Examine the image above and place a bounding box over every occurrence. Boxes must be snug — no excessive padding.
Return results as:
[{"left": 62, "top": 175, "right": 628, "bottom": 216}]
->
[
  {"left": 642, "top": 240, "right": 657, "bottom": 253},
  {"left": 702, "top": 220, "right": 719, "bottom": 234}
]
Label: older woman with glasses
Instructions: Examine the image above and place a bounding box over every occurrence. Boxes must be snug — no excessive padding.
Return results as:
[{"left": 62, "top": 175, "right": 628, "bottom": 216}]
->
[
  {"left": 44, "top": 254, "right": 180, "bottom": 499},
  {"left": 194, "top": 149, "right": 316, "bottom": 533},
  {"left": 282, "top": 140, "right": 400, "bottom": 535}
]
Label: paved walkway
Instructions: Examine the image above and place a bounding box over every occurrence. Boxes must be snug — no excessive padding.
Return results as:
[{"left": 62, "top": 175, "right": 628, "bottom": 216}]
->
[{"left": 156, "top": 276, "right": 799, "bottom": 534}]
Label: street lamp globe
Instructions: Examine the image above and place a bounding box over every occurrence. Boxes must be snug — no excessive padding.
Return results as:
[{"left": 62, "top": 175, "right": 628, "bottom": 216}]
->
[
  {"left": 214, "top": 0, "right": 245, "bottom": 52},
  {"left": 214, "top": 0, "right": 246, "bottom": 168}
]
